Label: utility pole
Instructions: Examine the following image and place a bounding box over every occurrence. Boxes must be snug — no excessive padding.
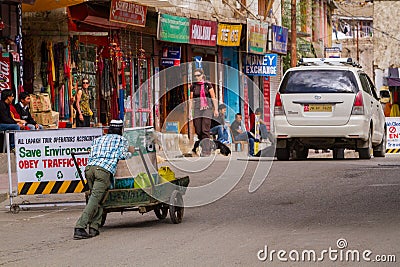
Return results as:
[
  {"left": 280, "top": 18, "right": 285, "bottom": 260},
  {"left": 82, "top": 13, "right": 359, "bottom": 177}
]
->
[
  {"left": 356, "top": 21, "right": 360, "bottom": 62},
  {"left": 291, "top": 0, "right": 297, "bottom": 67}
]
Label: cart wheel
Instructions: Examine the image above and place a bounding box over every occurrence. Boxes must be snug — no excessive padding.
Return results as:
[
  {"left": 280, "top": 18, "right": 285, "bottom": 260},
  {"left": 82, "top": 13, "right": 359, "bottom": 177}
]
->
[
  {"left": 10, "top": 204, "right": 20, "bottom": 214},
  {"left": 154, "top": 204, "right": 168, "bottom": 220},
  {"left": 169, "top": 191, "right": 184, "bottom": 224},
  {"left": 21, "top": 200, "right": 30, "bottom": 211},
  {"left": 100, "top": 212, "right": 107, "bottom": 227}
]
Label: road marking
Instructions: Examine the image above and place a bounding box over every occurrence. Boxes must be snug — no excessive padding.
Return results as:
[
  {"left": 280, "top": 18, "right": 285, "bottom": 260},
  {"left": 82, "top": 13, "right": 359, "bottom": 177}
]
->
[{"left": 368, "top": 184, "right": 400, "bottom": 187}]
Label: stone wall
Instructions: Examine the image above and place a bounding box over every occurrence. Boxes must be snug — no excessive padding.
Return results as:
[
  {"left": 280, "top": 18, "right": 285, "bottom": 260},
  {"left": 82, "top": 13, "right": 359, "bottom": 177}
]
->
[
  {"left": 340, "top": 37, "right": 374, "bottom": 79},
  {"left": 373, "top": 1, "right": 400, "bottom": 69},
  {"left": 164, "top": 0, "right": 239, "bottom": 22}
]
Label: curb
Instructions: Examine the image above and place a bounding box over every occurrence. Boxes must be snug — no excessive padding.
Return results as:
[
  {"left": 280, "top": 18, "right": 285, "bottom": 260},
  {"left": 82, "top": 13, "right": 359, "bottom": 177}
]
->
[{"left": 0, "top": 192, "right": 8, "bottom": 204}]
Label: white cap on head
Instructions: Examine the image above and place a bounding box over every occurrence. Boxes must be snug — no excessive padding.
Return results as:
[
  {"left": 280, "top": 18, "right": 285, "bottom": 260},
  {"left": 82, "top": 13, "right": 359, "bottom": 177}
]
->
[{"left": 110, "top": 119, "right": 123, "bottom": 128}]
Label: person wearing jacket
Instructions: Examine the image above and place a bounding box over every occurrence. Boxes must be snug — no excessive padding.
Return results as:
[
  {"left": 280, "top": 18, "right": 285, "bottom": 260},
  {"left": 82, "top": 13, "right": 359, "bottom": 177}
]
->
[
  {"left": 0, "top": 89, "right": 21, "bottom": 149},
  {"left": 188, "top": 69, "right": 218, "bottom": 156},
  {"left": 14, "top": 92, "right": 43, "bottom": 130}
]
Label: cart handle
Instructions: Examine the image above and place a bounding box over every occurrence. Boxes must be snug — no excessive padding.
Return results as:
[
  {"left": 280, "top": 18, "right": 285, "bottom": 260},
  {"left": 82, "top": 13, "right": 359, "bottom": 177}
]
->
[
  {"left": 71, "top": 151, "right": 90, "bottom": 191},
  {"left": 137, "top": 147, "right": 156, "bottom": 194}
]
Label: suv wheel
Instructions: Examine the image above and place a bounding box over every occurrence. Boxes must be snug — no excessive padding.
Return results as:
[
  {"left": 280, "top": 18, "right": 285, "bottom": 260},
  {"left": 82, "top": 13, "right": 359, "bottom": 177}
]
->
[
  {"left": 358, "top": 131, "right": 372, "bottom": 159},
  {"left": 333, "top": 148, "right": 345, "bottom": 159},
  {"left": 293, "top": 148, "right": 309, "bottom": 160},
  {"left": 373, "top": 130, "right": 386, "bottom": 157},
  {"left": 276, "top": 148, "right": 290, "bottom": 161}
]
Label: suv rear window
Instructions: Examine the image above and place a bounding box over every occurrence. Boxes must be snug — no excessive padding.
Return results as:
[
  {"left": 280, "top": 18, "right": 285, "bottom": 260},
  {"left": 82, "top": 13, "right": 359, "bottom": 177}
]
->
[{"left": 280, "top": 70, "right": 358, "bottom": 94}]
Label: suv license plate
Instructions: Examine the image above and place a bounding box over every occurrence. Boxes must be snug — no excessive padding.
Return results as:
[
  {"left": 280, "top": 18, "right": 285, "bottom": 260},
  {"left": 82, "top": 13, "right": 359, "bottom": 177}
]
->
[{"left": 304, "top": 104, "right": 332, "bottom": 112}]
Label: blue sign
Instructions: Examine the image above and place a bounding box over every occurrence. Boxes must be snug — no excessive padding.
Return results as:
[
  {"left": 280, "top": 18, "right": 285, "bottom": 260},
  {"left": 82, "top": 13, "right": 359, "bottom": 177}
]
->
[
  {"left": 271, "top": 25, "right": 288, "bottom": 54},
  {"left": 194, "top": 56, "right": 202, "bottom": 69},
  {"left": 243, "top": 53, "right": 277, "bottom": 76},
  {"left": 161, "top": 47, "right": 181, "bottom": 67},
  {"left": 165, "top": 121, "right": 179, "bottom": 133}
]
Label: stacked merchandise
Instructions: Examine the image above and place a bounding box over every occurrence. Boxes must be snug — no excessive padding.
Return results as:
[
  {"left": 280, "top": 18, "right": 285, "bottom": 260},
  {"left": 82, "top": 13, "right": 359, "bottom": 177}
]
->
[{"left": 30, "top": 93, "right": 59, "bottom": 129}]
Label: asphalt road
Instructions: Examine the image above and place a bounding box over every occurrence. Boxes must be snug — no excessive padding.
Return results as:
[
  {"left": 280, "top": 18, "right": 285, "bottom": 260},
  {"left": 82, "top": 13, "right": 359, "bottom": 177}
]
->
[{"left": 0, "top": 155, "right": 399, "bottom": 266}]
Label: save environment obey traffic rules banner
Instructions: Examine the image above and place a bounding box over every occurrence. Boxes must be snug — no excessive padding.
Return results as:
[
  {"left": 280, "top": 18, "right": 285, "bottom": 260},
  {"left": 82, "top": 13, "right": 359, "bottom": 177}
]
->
[
  {"left": 14, "top": 128, "right": 102, "bottom": 194},
  {"left": 386, "top": 117, "right": 400, "bottom": 153}
]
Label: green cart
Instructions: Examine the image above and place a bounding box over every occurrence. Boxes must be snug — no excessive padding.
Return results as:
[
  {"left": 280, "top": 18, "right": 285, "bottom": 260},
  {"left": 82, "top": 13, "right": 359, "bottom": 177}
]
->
[{"left": 71, "top": 148, "right": 189, "bottom": 226}]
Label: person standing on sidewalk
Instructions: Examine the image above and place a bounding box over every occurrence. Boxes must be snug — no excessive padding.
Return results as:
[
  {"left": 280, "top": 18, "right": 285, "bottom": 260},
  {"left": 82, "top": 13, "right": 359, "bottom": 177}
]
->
[
  {"left": 75, "top": 78, "right": 93, "bottom": 127},
  {"left": 188, "top": 69, "right": 218, "bottom": 157},
  {"left": 74, "top": 120, "right": 135, "bottom": 239}
]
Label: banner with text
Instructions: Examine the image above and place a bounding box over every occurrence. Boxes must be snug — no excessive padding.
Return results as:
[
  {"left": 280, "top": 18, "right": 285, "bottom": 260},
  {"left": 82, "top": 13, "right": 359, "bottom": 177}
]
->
[
  {"left": 217, "top": 23, "right": 242, "bottom": 46},
  {"left": 189, "top": 19, "right": 217, "bottom": 46},
  {"left": 0, "top": 53, "right": 12, "bottom": 91},
  {"left": 247, "top": 19, "right": 268, "bottom": 54},
  {"left": 386, "top": 117, "right": 400, "bottom": 151},
  {"left": 158, "top": 14, "right": 189, "bottom": 43},
  {"left": 15, "top": 128, "right": 102, "bottom": 184},
  {"left": 109, "top": 0, "right": 147, "bottom": 27}
]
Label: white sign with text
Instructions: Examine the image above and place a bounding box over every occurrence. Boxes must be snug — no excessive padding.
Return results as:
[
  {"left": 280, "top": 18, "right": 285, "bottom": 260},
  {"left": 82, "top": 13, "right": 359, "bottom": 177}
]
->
[{"left": 15, "top": 128, "right": 102, "bottom": 183}]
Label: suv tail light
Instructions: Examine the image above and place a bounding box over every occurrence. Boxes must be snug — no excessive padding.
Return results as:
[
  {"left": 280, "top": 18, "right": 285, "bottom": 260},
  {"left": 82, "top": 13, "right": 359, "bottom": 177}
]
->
[
  {"left": 274, "top": 92, "right": 285, "bottom": 115},
  {"left": 351, "top": 91, "right": 364, "bottom": 115}
]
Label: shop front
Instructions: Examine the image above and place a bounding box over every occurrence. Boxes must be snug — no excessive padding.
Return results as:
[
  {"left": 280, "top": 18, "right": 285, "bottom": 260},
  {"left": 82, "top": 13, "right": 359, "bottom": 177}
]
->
[
  {"left": 157, "top": 13, "right": 189, "bottom": 134},
  {"left": 0, "top": 1, "right": 23, "bottom": 98},
  {"left": 217, "top": 23, "right": 242, "bottom": 125}
]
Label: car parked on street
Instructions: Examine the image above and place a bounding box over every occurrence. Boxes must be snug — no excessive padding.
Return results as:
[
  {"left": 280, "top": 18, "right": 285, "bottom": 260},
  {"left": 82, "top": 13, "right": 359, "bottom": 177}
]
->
[{"left": 273, "top": 58, "right": 386, "bottom": 160}]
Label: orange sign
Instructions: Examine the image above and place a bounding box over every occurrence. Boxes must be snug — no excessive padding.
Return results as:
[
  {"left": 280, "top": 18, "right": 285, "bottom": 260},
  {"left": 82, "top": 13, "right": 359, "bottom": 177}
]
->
[{"left": 217, "top": 23, "right": 242, "bottom": 46}]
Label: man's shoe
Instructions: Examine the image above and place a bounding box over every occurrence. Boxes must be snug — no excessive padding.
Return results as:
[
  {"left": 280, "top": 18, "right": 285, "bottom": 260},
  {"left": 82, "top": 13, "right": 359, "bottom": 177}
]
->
[
  {"left": 73, "top": 228, "right": 91, "bottom": 240},
  {"left": 89, "top": 228, "right": 99, "bottom": 237}
]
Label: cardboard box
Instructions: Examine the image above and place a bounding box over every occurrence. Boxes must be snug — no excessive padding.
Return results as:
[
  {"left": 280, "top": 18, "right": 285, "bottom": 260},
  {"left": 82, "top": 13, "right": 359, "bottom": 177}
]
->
[
  {"left": 43, "top": 124, "right": 58, "bottom": 129},
  {"left": 30, "top": 93, "right": 51, "bottom": 112},
  {"left": 32, "top": 111, "right": 59, "bottom": 126}
]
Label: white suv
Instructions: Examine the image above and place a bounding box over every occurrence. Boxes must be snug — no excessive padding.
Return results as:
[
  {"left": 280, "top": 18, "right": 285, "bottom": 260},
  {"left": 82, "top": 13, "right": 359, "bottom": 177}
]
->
[{"left": 273, "top": 58, "right": 386, "bottom": 160}]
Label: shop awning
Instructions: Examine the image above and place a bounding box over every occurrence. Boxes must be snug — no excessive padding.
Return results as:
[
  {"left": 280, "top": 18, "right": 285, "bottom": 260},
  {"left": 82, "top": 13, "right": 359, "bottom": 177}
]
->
[
  {"left": 387, "top": 68, "right": 400, "bottom": 87},
  {"left": 22, "top": 0, "right": 86, "bottom": 12},
  {"left": 69, "top": 3, "right": 128, "bottom": 30},
  {"left": 139, "top": 0, "right": 175, "bottom": 8}
]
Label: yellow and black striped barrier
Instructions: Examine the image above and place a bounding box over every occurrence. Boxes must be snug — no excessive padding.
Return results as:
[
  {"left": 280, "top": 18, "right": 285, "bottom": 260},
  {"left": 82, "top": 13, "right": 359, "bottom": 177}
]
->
[
  {"left": 18, "top": 180, "right": 85, "bottom": 195},
  {"left": 386, "top": 149, "right": 400, "bottom": 154}
]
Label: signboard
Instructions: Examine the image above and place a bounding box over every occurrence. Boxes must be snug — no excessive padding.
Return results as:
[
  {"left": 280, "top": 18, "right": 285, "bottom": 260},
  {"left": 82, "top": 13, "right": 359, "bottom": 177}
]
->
[
  {"left": 0, "top": 53, "right": 12, "bottom": 91},
  {"left": 217, "top": 23, "right": 242, "bottom": 46},
  {"left": 271, "top": 25, "right": 288, "bottom": 54},
  {"left": 15, "top": 128, "right": 102, "bottom": 194},
  {"left": 386, "top": 117, "right": 400, "bottom": 151},
  {"left": 243, "top": 53, "right": 278, "bottom": 76},
  {"left": 325, "top": 47, "right": 341, "bottom": 58},
  {"left": 165, "top": 121, "right": 179, "bottom": 133},
  {"left": 247, "top": 19, "right": 268, "bottom": 54},
  {"left": 109, "top": 0, "right": 147, "bottom": 27},
  {"left": 161, "top": 46, "right": 181, "bottom": 67},
  {"left": 189, "top": 19, "right": 217, "bottom": 46},
  {"left": 158, "top": 14, "right": 189, "bottom": 43},
  {"left": 194, "top": 56, "right": 202, "bottom": 69}
]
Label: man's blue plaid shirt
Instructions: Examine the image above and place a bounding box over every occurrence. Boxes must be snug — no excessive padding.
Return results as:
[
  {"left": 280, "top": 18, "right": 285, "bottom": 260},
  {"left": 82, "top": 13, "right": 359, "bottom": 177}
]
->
[{"left": 87, "top": 134, "right": 131, "bottom": 175}]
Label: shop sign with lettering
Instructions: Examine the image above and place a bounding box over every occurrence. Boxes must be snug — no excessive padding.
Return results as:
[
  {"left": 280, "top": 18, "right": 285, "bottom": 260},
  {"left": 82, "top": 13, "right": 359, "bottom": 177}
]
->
[
  {"left": 0, "top": 53, "right": 11, "bottom": 91},
  {"left": 243, "top": 53, "right": 278, "bottom": 76},
  {"left": 247, "top": 19, "right": 268, "bottom": 54},
  {"left": 158, "top": 14, "right": 189, "bottom": 43},
  {"left": 217, "top": 23, "right": 242, "bottom": 46},
  {"left": 271, "top": 25, "right": 288, "bottom": 54},
  {"left": 189, "top": 19, "right": 217, "bottom": 46},
  {"left": 161, "top": 46, "right": 181, "bottom": 67},
  {"left": 109, "top": 0, "right": 147, "bottom": 27}
]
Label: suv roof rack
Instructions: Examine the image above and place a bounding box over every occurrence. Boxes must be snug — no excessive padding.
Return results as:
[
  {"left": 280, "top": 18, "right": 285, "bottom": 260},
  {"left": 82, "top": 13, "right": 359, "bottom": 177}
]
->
[{"left": 297, "top": 57, "right": 362, "bottom": 68}]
